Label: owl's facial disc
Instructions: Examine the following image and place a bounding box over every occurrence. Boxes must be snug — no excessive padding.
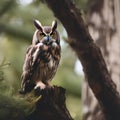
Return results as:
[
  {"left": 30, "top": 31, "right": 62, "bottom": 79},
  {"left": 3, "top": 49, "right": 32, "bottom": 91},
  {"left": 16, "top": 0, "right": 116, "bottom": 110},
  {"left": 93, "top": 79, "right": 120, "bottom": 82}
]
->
[{"left": 38, "top": 30, "right": 57, "bottom": 45}]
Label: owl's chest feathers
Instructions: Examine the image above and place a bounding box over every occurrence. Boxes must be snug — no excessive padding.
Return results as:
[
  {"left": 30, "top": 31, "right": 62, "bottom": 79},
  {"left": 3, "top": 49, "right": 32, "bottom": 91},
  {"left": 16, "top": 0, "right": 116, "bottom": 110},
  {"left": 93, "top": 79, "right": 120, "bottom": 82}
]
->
[
  {"left": 40, "top": 55, "right": 56, "bottom": 69},
  {"left": 33, "top": 54, "right": 59, "bottom": 81},
  {"left": 38, "top": 47, "right": 60, "bottom": 69}
]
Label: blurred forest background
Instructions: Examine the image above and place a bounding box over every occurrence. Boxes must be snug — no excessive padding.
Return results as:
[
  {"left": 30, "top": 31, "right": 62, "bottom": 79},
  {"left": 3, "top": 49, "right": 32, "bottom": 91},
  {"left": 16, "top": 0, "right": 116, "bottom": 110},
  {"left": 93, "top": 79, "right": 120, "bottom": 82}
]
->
[{"left": 0, "top": 0, "right": 88, "bottom": 120}]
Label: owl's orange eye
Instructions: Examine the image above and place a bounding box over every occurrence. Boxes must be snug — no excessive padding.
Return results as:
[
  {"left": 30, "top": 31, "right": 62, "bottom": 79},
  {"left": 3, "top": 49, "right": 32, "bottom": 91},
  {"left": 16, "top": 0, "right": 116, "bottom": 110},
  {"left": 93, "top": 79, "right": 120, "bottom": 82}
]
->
[
  {"left": 39, "top": 33, "right": 45, "bottom": 37},
  {"left": 50, "top": 32, "right": 55, "bottom": 37},
  {"left": 39, "top": 33, "right": 46, "bottom": 40}
]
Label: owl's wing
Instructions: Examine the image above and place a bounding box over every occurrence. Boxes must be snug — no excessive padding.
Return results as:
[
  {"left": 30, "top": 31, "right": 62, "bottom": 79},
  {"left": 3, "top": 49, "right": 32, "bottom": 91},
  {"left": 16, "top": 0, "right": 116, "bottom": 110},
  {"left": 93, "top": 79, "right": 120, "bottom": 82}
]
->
[{"left": 20, "top": 45, "right": 41, "bottom": 93}]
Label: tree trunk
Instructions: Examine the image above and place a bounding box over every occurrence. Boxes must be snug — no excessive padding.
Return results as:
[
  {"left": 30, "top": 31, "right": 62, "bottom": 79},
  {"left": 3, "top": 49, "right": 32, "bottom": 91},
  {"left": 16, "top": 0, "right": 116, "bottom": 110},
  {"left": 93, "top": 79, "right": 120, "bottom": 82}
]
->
[
  {"left": 45, "top": 0, "right": 120, "bottom": 119},
  {"left": 83, "top": 0, "right": 120, "bottom": 119}
]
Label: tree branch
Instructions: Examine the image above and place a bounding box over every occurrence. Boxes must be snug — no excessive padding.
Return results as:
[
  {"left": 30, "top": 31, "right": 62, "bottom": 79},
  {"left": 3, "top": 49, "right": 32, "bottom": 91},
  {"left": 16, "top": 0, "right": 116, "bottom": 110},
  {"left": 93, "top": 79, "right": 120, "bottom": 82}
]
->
[
  {"left": 45, "top": 0, "right": 120, "bottom": 119},
  {"left": 0, "top": 22, "right": 32, "bottom": 41}
]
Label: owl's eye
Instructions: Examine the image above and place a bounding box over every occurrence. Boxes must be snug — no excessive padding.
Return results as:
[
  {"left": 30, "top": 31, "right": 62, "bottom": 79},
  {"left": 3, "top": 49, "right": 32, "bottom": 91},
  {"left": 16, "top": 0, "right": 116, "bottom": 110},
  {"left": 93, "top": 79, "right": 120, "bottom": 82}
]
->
[
  {"left": 50, "top": 32, "right": 55, "bottom": 37},
  {"left": 39, "top": 32, "right": 45, "bottom": 37},
  {"left": 39, "top": 32, "right": 46, "bottom": 40}
]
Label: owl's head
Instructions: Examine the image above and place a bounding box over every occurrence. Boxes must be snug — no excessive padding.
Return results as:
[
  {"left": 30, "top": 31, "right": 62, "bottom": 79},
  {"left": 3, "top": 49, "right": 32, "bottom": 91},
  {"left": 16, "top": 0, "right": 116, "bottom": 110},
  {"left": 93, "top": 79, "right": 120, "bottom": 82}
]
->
[{"left": 32, "top": 19, "right": 60, "bottom": 46}]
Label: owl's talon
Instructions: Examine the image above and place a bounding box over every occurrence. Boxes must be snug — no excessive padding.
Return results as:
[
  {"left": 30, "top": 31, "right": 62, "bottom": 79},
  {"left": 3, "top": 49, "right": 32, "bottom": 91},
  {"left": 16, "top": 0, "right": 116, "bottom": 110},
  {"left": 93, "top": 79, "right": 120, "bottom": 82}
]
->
[
  {"left": 34, "top": 82, "right": 46, "bottom": 96},
  {"left": 34, "top": 81, "right": 46, "bottom": 90},
  {"left": 34, "top": 87, "right": 42, "bottom": 96}
]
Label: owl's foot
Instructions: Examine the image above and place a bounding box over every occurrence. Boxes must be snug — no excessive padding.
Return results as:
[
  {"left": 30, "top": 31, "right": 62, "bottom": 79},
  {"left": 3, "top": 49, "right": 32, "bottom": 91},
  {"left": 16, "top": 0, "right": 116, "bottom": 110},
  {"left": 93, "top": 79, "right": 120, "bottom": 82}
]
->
[
  {"left": 34, "top": 81, "right": 46, "bottom": 90},
  {"left": 34, "top": 81, "right": 46, "bottom": 96}
]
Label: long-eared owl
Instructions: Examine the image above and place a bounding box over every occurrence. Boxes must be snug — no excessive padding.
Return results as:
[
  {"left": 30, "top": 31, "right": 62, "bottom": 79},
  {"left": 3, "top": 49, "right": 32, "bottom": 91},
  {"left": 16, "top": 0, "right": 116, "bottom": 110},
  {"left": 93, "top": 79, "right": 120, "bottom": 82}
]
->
[{"left": 20, "top": 20, "right": 61, "bottom": 94}]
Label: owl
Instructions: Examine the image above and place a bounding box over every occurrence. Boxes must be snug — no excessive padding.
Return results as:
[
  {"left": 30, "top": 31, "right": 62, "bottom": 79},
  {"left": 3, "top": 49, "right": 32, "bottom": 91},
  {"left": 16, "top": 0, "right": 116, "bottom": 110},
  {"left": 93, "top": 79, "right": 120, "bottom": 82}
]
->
[{"left": 20, "top": 19, "right": 61, "bottom": 94}]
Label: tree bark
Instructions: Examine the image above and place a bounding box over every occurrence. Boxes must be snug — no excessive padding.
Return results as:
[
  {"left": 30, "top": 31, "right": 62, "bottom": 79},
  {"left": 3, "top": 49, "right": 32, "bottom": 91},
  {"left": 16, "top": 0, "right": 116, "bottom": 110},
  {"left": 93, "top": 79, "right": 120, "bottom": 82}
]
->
[
  {"left": 83, "top": 0, "right": 120, "bottom": 119},
  {"left": 45, "top": 0, "right": 120, "bottom": 119},
  {"left": 26, "top": 86, "right": 73, "bottom": 120}
]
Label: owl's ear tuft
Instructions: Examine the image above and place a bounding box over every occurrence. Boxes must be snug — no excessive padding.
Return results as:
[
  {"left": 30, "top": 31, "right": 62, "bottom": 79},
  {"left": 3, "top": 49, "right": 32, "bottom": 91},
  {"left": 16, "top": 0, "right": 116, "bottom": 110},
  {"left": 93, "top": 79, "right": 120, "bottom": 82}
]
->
[
  {"left": 51, "top": 20, "right": 57, "bottom": 32},
  {"left": 33, "top": 19, "right": 43, "bottom": 31}
]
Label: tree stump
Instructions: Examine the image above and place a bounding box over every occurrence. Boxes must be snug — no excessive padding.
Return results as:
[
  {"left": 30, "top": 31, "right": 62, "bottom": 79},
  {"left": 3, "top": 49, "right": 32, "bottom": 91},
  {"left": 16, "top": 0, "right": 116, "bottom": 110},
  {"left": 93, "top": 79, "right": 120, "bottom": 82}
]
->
[{"left": 26, "top": 86, "right": 73, "bottom": 120}]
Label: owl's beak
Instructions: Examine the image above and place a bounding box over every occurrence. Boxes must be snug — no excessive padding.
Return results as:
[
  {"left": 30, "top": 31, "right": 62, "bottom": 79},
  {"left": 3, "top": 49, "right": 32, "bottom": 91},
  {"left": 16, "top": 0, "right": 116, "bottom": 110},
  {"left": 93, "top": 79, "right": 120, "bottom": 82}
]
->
[{"left": 44, "top": 35, "right": 52, "bottom": 45}]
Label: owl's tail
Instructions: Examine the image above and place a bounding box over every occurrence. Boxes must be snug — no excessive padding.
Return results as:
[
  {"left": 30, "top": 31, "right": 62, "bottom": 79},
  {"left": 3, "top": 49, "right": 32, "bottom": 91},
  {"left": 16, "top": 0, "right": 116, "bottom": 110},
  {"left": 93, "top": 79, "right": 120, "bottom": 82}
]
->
[{"left": 19, "top": 72, "right": 35, "bottom": 94}]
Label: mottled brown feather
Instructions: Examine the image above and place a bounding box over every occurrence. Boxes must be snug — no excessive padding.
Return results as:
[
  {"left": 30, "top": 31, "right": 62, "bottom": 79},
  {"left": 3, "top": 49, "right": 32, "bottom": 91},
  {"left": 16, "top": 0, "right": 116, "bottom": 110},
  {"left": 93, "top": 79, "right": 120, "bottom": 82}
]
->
[{"left": 20, "top": 20, "right": 61, "bottom": 94}]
